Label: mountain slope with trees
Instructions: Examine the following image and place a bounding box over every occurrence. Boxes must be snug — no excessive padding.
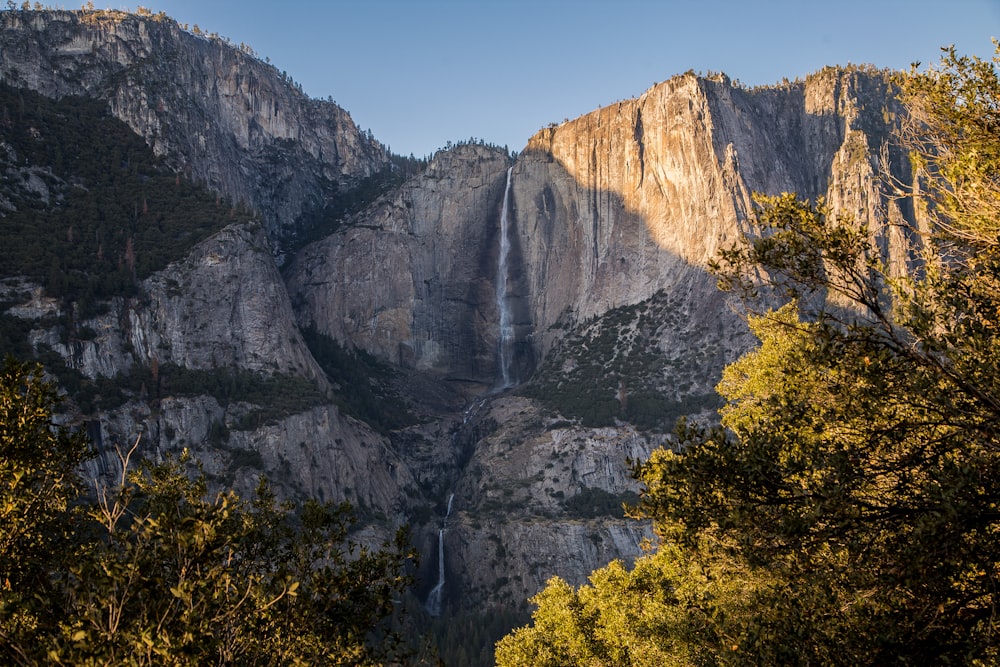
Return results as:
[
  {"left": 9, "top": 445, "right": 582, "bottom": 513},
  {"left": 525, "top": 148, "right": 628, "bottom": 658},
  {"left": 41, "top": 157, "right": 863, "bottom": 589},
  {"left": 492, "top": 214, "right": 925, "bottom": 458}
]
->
[{"left": 0, "top": 359, "right": 417, "bottom": 666}]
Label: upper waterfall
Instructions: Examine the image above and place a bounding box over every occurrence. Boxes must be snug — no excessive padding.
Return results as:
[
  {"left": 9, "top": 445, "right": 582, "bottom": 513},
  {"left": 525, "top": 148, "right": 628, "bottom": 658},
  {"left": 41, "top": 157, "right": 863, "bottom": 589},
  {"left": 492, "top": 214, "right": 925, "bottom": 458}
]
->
[{"left": 496, "top": 167, "right": 515, "bottom": 388}]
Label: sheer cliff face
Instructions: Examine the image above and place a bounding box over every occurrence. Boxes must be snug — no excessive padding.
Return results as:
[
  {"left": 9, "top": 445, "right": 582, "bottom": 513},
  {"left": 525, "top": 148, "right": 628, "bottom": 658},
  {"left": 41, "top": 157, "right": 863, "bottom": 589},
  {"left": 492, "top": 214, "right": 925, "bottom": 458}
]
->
[
  {"left": 39, "top": 223, "right": 324, "bottom": 383},
  {"left": 290, "top": 68, "right": 914, "bottom": 395},
  {"left": 0, "top": 11, "right": 411, "bottom": 516},
  {"left": 0, "top": 10, "right": 388, "bottom": 252},
  {"left": 287, "top": 144, "right": 513, "bottom": 383},
  {"left": 424, "top": 70, "right": 916, "bottom": 609},
  {"left": 513, "top": 69, "right": 913, "bottom": 357}
]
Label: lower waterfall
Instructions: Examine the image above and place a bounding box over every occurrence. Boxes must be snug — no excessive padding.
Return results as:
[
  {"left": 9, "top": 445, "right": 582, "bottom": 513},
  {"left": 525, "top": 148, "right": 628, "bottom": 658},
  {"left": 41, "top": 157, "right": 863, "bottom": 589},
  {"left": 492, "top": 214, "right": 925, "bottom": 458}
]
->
[{"left": 424, "top": 493, "right": 454, "bottom": 616}]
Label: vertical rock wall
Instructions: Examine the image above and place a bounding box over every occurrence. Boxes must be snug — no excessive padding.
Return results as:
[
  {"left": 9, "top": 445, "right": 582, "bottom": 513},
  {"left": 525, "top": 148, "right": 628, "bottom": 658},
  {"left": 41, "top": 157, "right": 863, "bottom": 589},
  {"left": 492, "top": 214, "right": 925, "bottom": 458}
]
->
[
  {"left": 513, "top": 68, "right": 914, "bottom": 361},
  {"left": 286, "top": 144, "right": 513, "bottom": 384}
]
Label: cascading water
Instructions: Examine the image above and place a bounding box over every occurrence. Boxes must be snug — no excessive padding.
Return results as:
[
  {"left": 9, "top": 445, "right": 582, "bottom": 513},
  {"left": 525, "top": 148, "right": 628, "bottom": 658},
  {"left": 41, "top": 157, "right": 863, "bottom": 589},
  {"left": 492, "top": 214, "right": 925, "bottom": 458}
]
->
[
  {"left": 424, "top": 493, "right": 454, "bottom": 617},
  {"left": 496, "top": 167, "right": 515, "bottom": 389},
  {"left": 425, "top": 167, "right": 513, "bottom": 616}
]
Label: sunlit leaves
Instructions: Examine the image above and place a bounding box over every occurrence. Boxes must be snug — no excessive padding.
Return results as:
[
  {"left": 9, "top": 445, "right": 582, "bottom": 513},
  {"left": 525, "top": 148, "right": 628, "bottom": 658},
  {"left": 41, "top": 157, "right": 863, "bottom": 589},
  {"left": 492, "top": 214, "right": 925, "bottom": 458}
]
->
[
  {"left": 0, "top": 359, "right": 415, "bottom": 665},
  {"left": 0, "top": 359, "right": 89, "bottom": 660},
  {"left": 495, "top": 549, "right": 700, "bottom": 667},
  {"left": 900, "top": 43, "right": 1000, "bottom": 247},
  {"left": 634, "top": 45, "right": 1000, "bottom": 664}
]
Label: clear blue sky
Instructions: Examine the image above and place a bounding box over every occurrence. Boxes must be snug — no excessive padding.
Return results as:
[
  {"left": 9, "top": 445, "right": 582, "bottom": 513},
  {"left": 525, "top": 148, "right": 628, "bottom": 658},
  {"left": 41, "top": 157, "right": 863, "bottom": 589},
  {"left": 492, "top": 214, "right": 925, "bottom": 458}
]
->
[{"left": 108, "top": 1, "right": 997, "bottom": 158}]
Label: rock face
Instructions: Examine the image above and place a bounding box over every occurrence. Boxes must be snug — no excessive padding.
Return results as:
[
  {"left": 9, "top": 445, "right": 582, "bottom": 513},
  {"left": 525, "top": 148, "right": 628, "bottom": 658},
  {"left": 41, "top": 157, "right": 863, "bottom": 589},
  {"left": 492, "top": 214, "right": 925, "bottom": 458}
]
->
[
  {"left": 53, "top": 222, "right": 324, "bottom": 382},
  {"left": 512, "top": 68, "right": 913, "bottom": 357},
  {"left": 443, "top": 395, "right": 655, "bottom": 608},
  {"left": 0, "top": 10, "right": 416, "bottom": 524},
  {"left": 287, "top": 67, "right": 917, "bottom": 612},
  {"left": 287, "top": 67, "right": 914, "bottom": 403},
  {"left": 0, "top": 9, "right": 920, "bottom": 622},
  {"left": 0, "top": 9, "right": 389, "bottom": 253},
  {"left": 286, "top": 144, "right": 513, "bottom": 384},
  {"left": 89, "top": 396, "right": 417, "bottom": 522}
]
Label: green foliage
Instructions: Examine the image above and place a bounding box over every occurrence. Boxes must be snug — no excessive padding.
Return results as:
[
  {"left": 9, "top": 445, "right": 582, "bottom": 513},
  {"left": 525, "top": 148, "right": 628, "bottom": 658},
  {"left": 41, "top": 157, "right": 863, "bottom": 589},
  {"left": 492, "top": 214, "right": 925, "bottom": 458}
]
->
[
  {"left": 0, "top": 359, "right": 417, "bottom": 665},
  {"left": 35, "top": 350, "right": 326, "bottom": 424},
  {"left": 561, "top": 486, "right": 639, "bottom": 519},
  {"left": 899, "top": 43, "right": 1000, "bottom": 246},
  {"left": 0, "top": 82, "right": 252, "bottom": 313},
  {"left": 499, "top": 45, "right": 1000, "bottom": 666},
  {"left": 0, "top": 314, "right": 33, "bottom": 361},
  {"left": 497, "top": 535, "right": 879, "bottom": 667},
  {"left": 523, "top": 293, "right": 723, "bottom": 430},
  {"left": 426, "top": 605, "right": 529, "bottom": 667},
  {"left": 496, "top": 545, "right": 730, "bottom": 667},
  {"left": 302, "top": 326, "right": 418, "bottom": 433},
  {"left": 157, "top": 366, "right": 327, "bottom": 430},
  {"left": 0, "top": 359, "right": 90, "bottom": 655}
]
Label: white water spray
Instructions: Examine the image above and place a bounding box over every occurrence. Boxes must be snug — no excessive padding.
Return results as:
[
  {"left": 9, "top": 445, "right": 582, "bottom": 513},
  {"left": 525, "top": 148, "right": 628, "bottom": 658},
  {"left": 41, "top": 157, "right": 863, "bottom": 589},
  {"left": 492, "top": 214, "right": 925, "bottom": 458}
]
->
[
  {"left": 424, "top": 493, "right": 454, "bottom": 617},
  {"left": 496, "top": 167, "right": 515, "bottom": 388}
]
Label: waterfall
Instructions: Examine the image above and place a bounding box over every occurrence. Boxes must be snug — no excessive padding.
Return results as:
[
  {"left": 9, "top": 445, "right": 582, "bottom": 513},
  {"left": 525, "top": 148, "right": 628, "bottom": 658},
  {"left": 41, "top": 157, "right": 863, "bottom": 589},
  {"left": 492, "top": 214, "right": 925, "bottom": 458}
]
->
[
  {"left": 496, "top": 167, "right": 515, "bottom": 388},
  {"left": 425, "top": 530, "right": 445, "bottom": 616},
  {"left": 424, "top": 493, "right": 454, "bottom": 617}
]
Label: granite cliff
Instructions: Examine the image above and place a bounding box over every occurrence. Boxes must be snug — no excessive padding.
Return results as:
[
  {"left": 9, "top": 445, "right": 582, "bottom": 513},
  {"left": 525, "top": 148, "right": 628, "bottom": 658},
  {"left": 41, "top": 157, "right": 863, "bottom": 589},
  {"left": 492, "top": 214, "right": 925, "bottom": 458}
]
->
[
  {"left": 286, "top": 144, "right": 513, "bottom": 383},
  {"left": 0, "top": 8, "right": 918, "bottom": 635},
  {"left": 0, "top": 9, "right": 389, "bottom": 256},
  {"left": 278, "top": 66, "right": 916, "bottom": 609}
]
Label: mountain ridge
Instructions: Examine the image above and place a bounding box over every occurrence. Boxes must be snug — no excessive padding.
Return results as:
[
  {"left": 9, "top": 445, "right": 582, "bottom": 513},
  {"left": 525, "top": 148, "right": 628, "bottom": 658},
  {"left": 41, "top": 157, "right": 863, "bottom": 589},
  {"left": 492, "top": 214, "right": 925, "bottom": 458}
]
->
[
  {"left": 0, "top": 8, "right": 390, "bottom": 256},
  {"left": 0, "top": 9, "right": 920, "bottom": 660}
]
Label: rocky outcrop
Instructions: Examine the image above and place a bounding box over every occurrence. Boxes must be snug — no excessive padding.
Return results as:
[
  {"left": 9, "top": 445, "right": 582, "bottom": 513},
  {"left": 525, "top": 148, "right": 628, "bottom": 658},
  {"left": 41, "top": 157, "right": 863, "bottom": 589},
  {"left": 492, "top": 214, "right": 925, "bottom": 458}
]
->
[
  {"left": 0, "top": 9, "right": 389, "bottom": 253},
  {"left": 131, "top": 223, "right": 324, "bottom": 379},
  {"left": 88, "top": 396, "right": 415, "bottom": 521},
  {"left": 32, "top": 222, "right": 325, "bottom": 384},
  {"left": 14, "top": 219, "right": 411, "bottom": 508},
  {"left": 444, "top": 395, "right": 655, "bottom": 608}
]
